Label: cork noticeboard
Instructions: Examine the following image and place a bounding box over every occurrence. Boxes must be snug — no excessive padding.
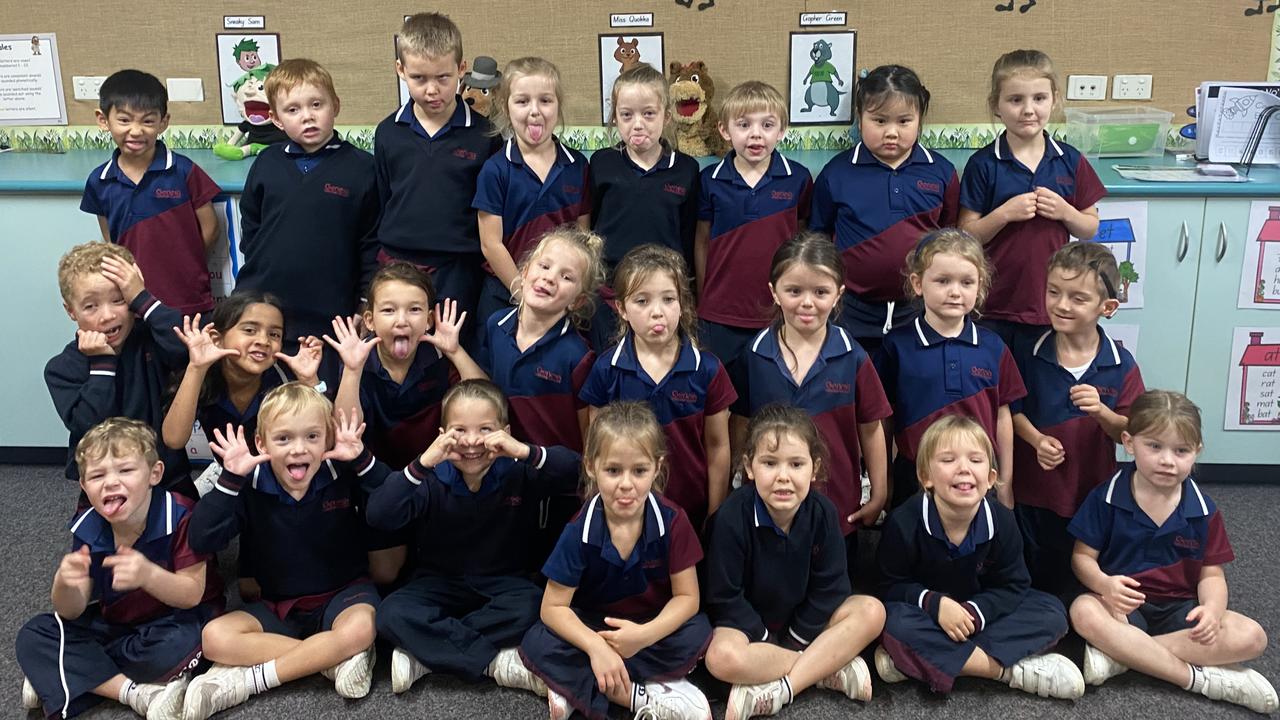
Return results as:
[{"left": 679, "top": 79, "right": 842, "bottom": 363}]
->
[{"left": 10, "top": 1, "right": 1274, "bottom": 126}]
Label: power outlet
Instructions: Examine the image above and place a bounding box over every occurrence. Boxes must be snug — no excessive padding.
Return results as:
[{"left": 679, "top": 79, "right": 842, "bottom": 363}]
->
[
  {"left": 1067, "top": 74, "right": 1108, "bottom": 101},
  {"left": 72, "top": 76, "right": 107, "bottom": 101},
  {"left": 1113, "top": 74, "right": 1153, "bottom": 100}
]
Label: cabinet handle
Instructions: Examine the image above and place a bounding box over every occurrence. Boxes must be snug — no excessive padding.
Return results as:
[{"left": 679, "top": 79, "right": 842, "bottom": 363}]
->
[
  {"left": 1176, "top": 221, "right": 1189, "bottom": 262},
  {"left": 1215, "top": 222, "right": 1228, "bottom": 262}
]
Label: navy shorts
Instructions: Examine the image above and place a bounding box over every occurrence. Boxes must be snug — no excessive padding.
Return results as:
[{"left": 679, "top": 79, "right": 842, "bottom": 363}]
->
[
  {"left": 1127, "top": 599, "right": 1198, "bottom": 636},
  {"left": 244, "top": 581, "right": 379, "bottom": 639}
]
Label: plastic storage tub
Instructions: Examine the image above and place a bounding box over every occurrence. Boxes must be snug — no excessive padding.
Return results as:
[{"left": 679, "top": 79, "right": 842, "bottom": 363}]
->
[{"left": 1065, "top": 106, "right": 1174, "bottom": 158}]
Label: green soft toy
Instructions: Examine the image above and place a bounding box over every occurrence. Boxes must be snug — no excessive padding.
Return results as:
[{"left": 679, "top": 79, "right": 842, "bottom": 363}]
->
[{"left": 214, "top": 64, "right": 289, "bottom": 160}]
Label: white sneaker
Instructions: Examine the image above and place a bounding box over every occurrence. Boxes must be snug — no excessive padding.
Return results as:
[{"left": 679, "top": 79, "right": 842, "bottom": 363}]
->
[
  {"left": 126, "top": 682, "right": 169, "bottom": 717},
  {"left": 724, "top": 680, "right": 788, "bottom": 720},
  {"left": 548, "top": 687, "right": 571, "bottom": 720},
  {"left": 333, "top": 645, "right": 376, "bottom": 699},
  {"left": 182, "top": 665, "right": 252, "bottom": 720},
  {"left": 874, "top": 645, "right": 907, "bottom": 683},
  {"left": 819, "top": 656, "right": 873, "bottom": 701},
  {"left": 1082, "top": 643, "right": 1128, "bottom": 686},
  {"left": 390, "top": 647, "right": 430, "bottom": 694},
  {"left": 21, "top": 676, "right": 39, "bottom": 709},
  {"left": 635, "top": 678, "right": 712, "bottom": 720},
  {"left": 145, "top": 676, "right": 190, "bottom": 720},
  {"left": 1199, "top": 665, "right": 1280, "bottom": 714},
  {"left": 1006, "top": 653, "right": 1084, "bottom": 700},
  {"left": 487, "top": 647, "right": 547, "bottom": 697}
]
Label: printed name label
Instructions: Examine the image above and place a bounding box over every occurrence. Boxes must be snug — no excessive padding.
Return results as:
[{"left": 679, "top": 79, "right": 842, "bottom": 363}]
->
[
  {"left": 799, "top": 12, "right": 847, "bottom": 26},
  {"left": 224, "top": 16, "right": 266, "bottom": 29},
  {"left": 610, "top": 13, "right": 655, "bottom": 27}
]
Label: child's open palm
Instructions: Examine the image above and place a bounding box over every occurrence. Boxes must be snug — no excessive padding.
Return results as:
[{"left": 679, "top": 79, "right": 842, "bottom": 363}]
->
[
  {"left": 175, "top": 314, "right": 240, "bottom": 369},
  {"left": 209, "top": 424, "right": 270, "bottom": 476},
  {"left": 323, "top": 408, "right": 367, "bottom": 462},
  {"left": 420, "top": 298, "right": 467, "bottom": 356},
  {"left": 278, "top": 335, "right": 323, "bottom": 384},
  {"left": 324, "top": 315, "right": 380, "bottom": 371}
]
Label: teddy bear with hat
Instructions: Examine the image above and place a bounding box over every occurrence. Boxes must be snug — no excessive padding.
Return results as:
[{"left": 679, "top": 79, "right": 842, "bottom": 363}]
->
[{"left": 461, "top": 56, "right": 501, "bottom": 116}]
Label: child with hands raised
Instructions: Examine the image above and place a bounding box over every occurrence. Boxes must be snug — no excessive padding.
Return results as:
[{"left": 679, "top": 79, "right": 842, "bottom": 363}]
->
[
  {"left": 519, "top": 401, "right": 712, "bottom": 720},
  {"left": 183, "top": 385, "right": 390, "bottom": 719},
  {"left": 367, "top": 380, "right": 580, "bottom": 695},
  {"left": 17, "top": 418, "right": 222, "bottom": 720},
  {"left": 1068, "top": 391, "right": 1276, "bottom": 713}
]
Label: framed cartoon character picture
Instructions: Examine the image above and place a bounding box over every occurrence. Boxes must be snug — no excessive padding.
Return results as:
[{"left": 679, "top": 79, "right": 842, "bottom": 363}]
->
[
  {"left": 787, "top": 30, "right": 856, "bottom": 125},
  {"left": 598, "top": 33, "right": 664, "bottom": 124},
  {"left": 215, "top": 33, "right": 282, "bottom": 125}
]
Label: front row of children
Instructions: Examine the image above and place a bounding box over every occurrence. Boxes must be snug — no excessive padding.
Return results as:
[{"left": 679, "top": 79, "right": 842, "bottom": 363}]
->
[{"left": 18, "top": 381, "right": 1277, "bottom": 719}]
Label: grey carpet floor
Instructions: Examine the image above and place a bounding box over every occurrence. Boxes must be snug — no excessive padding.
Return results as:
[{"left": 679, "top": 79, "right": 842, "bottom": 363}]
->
[{"left": 2, "top": 463, "right": 1276, "bottom": 719}]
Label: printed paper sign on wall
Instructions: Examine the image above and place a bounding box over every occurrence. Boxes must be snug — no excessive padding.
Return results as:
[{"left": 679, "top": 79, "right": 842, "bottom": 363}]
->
[
  {"left": 1239, "top": 200, "right": 1280, "bottom": 309},
  {"left": 1225, "top": 327, "right": 1280, "bottom": 430}
]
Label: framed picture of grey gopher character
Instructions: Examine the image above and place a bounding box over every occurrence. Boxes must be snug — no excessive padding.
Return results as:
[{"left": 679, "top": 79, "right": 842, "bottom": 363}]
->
[{"left": 787, "top": 30, "right": 856, "bottom": 125}]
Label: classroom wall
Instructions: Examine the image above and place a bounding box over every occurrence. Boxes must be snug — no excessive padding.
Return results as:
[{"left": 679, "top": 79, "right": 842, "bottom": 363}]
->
[{"left": 10, "top": 2, "right": 1275, "bottom": 126}]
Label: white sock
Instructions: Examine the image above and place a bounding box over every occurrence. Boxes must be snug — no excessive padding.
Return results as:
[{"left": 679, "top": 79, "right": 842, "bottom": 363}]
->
[
  {"left": 1187, "top": 664, "right": 1206, "bottom": 693},
  {"left": 245, "top": 661, "right": 281, "bottom": 695},
  {"left": 779, "top": 675, "right": 794, "bottom": 705},
  {"left": 999, "top": 666, "right": 1013, "bottom": 684},
  {"left": 631, "top": 682, "right": 648, "bottom": 712},
  {"left": 118, "top": 679, "right": 138, "bottom": 705}
]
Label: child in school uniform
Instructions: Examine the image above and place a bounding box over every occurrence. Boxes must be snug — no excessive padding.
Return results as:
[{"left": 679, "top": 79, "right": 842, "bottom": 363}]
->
[
  {"left": 727, "top": 233, "right": 890, "bottom": 577},
  {"left": 1068, "top": 390, "right": 1277, "bottom": 714},
  {"left": 474, "top": 57, "right": 591, "bottom": 324},
  {"left": 579, "top": 245, "right": 736, "bottom": 532},
  {"left": 809, "top": 65, "right": 959, "bottom": 351},
  {"left": 367, "top": 380, "right": 581, "bottom": 694},
  {"left": 705, "top": 406, "right": 884, "bottom": 719},
  {"left": 46, "top": 243, "right": 195, "bottom": 498},
  {"left": 874, "top": 229, "right": 1026, "bottom": 509},
  {"left": 234, "top": 59, "right": 379, "bottom": 384},
  {"left": 16, "top": 419, "right": 223, "bottom": 720},
  {"left": 520, "top": 401, "right": 713, "bottom": 720},
  {"left": 80, "top": 70, "right": 220, "bottom": 316},
  {"left": 588, "top": 64, "right": 700, "bottom": 351},
  {"left": 875, "top": 415, "right": 1083, "bottom": 700},
  {"left": 183, "top": 384, "right": 391, "bottom": 718},
  {"left": 1011, "top": 243, "right": 1145, "bottom": 596},
  {"left": 695, "top": 81, "right": 812, "bottom": 365},
  {"left": 958, "top": 49, "right": 1105, "bottom": 357}
]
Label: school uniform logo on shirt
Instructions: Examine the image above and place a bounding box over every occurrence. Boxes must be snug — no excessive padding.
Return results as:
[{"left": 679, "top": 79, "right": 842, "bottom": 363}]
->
[
  {"left": 663, "top": 183, "right": 687, "bottom": 197},
  {"left": 323, "top": 183, "right": 350, "bottom": 198},
  {"left": 1055, "top": 176, "right": 1076, "bottom": 190},
  {"left": 154, "top": 188, "right": 182, "bottom": 199},
  {"left": 770, "top": 190, "right": 794, "bottom": 201},
  {"left": 453, "top": 148, "right": 478, "bottom": 161},
  {"left": 323, "top": 498, "right": 351, "bottom": 512},
  {"left": 534, "top": 366, "right": 563, "bottom": 384},
  {"left": 641, "top": 559, "right": 662, "bottom": 570},
  {"left": 562, "top": 184, "right": 582, "bottom": 196},
  {"left": 824, "top": 380, "right": 851, "bottom": 394},
  {"left": 416, "top": 378, "right": 440, "bottom": 392},
  {"left": 670, "top": 390, "right": 698, "bottom": 403},
  {"left": 1096, "top": 385, "right": 1118, "bottom": 397},
  {"left": 916, "top": 180, "right": 942, "bottom": 194},
  {"left": 970, "top": 366, "right": 994, "bottom": 381},
  {"left": 503, "top": 496, "right": 523, "bottom": 507},
  {"left": 1173, "top": 535, "right": 1201, "bottom": 551}
]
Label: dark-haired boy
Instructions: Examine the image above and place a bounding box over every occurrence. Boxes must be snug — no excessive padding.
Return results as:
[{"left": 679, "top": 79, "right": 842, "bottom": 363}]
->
[{"left": 81, "top": 69, "right": 221, "bottom": 315}]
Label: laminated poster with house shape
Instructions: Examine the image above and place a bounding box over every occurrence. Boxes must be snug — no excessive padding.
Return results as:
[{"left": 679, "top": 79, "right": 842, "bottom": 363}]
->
[
  {"left": 1226, "top": 327, "right": 1280, "bottom": 430},
  {"left": 1239, "top": 201, "right": 1280, "bottom": 309},
  {"left": 1075, "top": 200, "right": 1147, "bottom": 308}
]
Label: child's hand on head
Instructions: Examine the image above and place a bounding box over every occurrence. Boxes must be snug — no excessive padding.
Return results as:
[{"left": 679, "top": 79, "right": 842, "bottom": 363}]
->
[
  {"left": 1033, "top": 186, "right": 1070, "bottom": 221},
  {"left": 102, "top": 545, "right": 156, "bottom": 592},
  {"left": 587, "top": 642, "right": 631, "bottom": 697},
  {"left": 175, "top": 314, "right": 239, "bottom": 369},
  {"left": 420, "top": 428, "right": 461, "bottom": 468},
  {"left": 209, "top": 424, "right": 269, "bottom": 476},
  {"left": 998, "top": 191, "right": 1038, "bottom": 224},
  {"left": 323, "top": 315, "right": 380, "bottom": 371},
  {"left": 936, "top": 596, "right": 976, "bottom": 642},
  {"left": 77, "top": 329, "right": 115, "bottom": 356},
  {"left": 1035, "top": 433, "right": 1065, "bottom": 470},
  {"left": 1186, "top": 605, "right": 1222, "bottom": 645},
  {"left": 322, "top": 408, "right": 367, "bottom": 462},
  {"left": 99, "top": 255, "right": 146, "bottom": 303},
  {"left": 482, "top": 429, "right": 528, "bottom": 460},
  {"left": 278, "top": 335, "right": 324, "bottom": 384},
  {"left": 1100, "top": 574, "right": 1145, "bottom": 616},
  {"left": 599, "top": 617, "right": 650, "bottom": 659},
  {"left": 1069, "top": 384, "right": 1105, "bottom": 417},
  {"left": 420, "top": 298, "right": 467, "bottom": 356},
  {"left": 55, "top": 545, "right": 92, "bottom": 592}
]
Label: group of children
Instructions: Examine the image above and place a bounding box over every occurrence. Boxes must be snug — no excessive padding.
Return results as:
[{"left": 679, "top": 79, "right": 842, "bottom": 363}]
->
[{"left": 15, "top": 9, "right": 1277, "bottom": 720}]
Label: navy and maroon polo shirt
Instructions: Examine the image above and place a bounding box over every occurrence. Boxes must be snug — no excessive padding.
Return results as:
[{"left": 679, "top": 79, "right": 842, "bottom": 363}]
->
[
  {"left": 543, "top": 492, "right": 702, "bottom": 622},
  {"left": 1069, "top": 466, "right": 1234, "bottom": 602},
  {"left": 579, "top": 336, "right": 737, "bottom": 529},
  {"left": 472, "top": 138, "right": 590, "bottom": 270},
  {"left": 875, "top": 316, "right": 1026, "bottom": 463},
  {"left": 69, "top": 488, "right": 223, "bottom": 625},
  {"left": 729, "top": 324, "right": 892, "bottom": 534},
  {"left": 80, "top": 141, "right": 220, "bottom": 314},
  {"left": 359, "top": 346, "right": 454, "bottom": 469},
  {"left": 1013, "top": 327, "right": 1145, "bottom": 518},
  {"left": 372, "top": 98, "right": 500, "bottom": 262},
  {"left": 959, "top": 132, "right": 1106, "bottom": 325},
  {"left": 196, "top": 364, "right": 290, "bottom": 446},
  {"left": 480, "top": 308, "right": 594, "bottom": 452},
  {"left": 810, "top": 142, "right": 959, "bottom": 302},
  {"left": 589, "top": 143, "right": 701, "bottom": 269},
  {"left": 697, "top": 151, "right": 812, "bottom": 328}
]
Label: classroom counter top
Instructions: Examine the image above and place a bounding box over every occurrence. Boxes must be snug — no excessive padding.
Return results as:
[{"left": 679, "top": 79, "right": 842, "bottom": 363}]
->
[{"left": 4, "top": 147, "right": 1280, "bottom": 197}]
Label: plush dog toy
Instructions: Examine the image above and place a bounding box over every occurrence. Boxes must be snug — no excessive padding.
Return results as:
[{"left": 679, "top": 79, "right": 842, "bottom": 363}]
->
[
  {"left": 461, "top": 56, "right": 501, "bottom": 117},
  {"left": 668, "top": 61, "right": 726, "bottom": 157}
]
